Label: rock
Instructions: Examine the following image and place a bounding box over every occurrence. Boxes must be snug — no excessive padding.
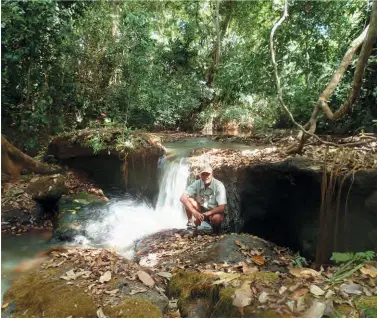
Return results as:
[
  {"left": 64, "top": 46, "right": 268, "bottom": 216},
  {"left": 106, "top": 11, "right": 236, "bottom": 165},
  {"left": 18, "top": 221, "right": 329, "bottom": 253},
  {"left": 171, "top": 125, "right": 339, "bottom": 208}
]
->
[
  {"left": 114, "top": 278, "right": 168, "bottom": 313},
  {"left": 190, "top": 234, "right": 284, "bottom": 271},
  {"left": 2, "top": 268, "right": 97, "bottom": 318},
  {"left": 25, "top": 174, "right": 67, "bottom": 202},
  {"left": 2, "top": 255, "right": 165, "bottom": 318},
  {"left": 48, "top": 129, "right": 165, "bottom": 200},
  {"left": 51, "top": 192, "right": 107, "bottom": 242},
  {"left": 169, "top": 269, "right": 280, "bottom": 318}
]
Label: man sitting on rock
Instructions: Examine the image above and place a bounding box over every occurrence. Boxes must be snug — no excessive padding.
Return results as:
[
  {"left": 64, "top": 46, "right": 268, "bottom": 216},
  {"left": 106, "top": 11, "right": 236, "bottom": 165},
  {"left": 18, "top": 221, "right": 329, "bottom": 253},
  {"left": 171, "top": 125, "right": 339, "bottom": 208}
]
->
[{"left": 180, "top": 163, "right": 227, "bottom": 234}]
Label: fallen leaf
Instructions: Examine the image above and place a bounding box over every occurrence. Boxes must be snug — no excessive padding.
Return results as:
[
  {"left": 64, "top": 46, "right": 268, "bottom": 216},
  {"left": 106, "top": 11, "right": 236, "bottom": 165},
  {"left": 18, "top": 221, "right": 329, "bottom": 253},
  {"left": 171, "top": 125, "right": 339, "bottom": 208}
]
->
[
  {"left": 104, "top": 289, "right": 119, "bottom": 295},
  {"left": 2, "top": 302, "right": 9, "bottom": 309},
  {"left": 325, "top": 289, "right": 335, "bottom": 299},
  {"left": 363, "top": 287, "right": 372, "bottom": 297},
  {"left": 157, "top": 272, "right": 172, "bottom": 279},
  {"left": 289, "top": 268, "right": 320, "bottom": 279},
  {"left": 279, "top": 286, "right": 288, "bottom": 295},
  {"left": 242, "top": 262, "right": 258, "bottom": 275},
  {"left": 340, "top": 283, "right": 362, "bottom": 295},
  {"left": 137, "top": 270, "right": 155, "bottom": 287},
  {"left": 99, "top": 271, "right": 111, "bottom": 283},
  {"left": 97, "top": 307, "right": 106, "bottom": 318},
  {"left": 213, "top": 273, "right": 240, "bottom": 286},
  {"left": 297, "top": 295, "right": 306, "bottom": 312},
  {"left": 234, "top": 240, "right": 248, "bottom": 250},
  {"left": 258, "top": 291, "right": 269, "bottom": 303},
  {"left": 232, "top": 281, "right": 253, "bottom": 308},
  {"left": 251, "top": 255, "right": 265, "bottom": 266},
  {"left": 310, "top": 285, "right": 325, "bottom": 296},
  {"left": 290, "top": 288, "right": 309, "bottom": 300},
  {"left": 286, "top": 300, "right": 295, "bottom": 313},
  {"left": 360, "top": 264, "right": 377, "bottom": 278},
  {"left": 303, "top": 300, "right": 326, "bottom": 318},
  {"left": 60, "top": 269, "right": 77, "bottom": 281},
  {"left": 235, "top": 240, "right": 243, "bottom": 247},
  {"left": 129, "top": 288, "right": 148, "bottom": 295}
]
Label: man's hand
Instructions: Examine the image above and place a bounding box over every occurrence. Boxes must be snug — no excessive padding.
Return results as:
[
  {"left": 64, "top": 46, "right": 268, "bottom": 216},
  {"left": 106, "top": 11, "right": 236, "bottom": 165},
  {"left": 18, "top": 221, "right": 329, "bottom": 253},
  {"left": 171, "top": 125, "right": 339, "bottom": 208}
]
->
[{"left": 193, "top": 211, "right": 204, "bottom": 222}]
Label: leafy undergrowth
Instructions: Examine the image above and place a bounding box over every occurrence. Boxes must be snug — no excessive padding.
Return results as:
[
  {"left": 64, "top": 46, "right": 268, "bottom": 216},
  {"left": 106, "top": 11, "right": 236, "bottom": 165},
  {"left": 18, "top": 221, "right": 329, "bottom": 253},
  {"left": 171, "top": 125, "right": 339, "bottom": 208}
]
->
[{"left": 58, "top": 127, "right": 163, "bottom": 155}]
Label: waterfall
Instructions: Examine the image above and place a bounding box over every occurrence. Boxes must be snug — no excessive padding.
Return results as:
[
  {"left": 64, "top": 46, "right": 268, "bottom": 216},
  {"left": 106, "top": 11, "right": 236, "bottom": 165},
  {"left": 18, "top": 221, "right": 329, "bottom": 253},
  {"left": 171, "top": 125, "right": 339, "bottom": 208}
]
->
[
  {"left": 155, "top": 156, "right": 190, "bottom": 218},
  {"left": 74, "top": 155, "right": 190, "bottom": 257}
]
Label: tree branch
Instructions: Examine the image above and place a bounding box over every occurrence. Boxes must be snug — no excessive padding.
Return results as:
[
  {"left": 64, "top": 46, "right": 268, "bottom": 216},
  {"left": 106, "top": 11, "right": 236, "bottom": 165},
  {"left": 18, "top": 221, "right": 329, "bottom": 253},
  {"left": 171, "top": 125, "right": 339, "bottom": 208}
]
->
[
  {"left": 269, "top": 0, "right": 340, "bottom": 148},
  {"left": 270, "top": 0, "right": 377, "bottom": 154}
]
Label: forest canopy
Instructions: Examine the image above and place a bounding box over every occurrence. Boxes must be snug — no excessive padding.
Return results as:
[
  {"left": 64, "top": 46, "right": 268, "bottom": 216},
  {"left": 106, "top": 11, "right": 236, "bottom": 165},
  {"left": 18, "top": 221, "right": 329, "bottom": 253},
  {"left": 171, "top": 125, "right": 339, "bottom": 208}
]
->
[{"left": 1, "top": 0, "right": 376, "bottom": 151}]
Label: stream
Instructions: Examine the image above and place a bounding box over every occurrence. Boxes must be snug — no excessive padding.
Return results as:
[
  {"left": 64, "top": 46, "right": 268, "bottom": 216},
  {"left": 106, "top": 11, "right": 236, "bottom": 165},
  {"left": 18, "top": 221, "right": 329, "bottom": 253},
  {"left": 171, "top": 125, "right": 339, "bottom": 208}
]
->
[{"left": 1, "top": 137, "right": 256, "bottom": 301}]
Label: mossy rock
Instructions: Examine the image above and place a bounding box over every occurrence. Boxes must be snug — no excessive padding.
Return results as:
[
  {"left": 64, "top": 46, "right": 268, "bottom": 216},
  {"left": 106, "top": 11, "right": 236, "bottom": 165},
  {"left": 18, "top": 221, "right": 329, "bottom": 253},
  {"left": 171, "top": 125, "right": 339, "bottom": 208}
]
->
[
  {"left": 355, "top": 296, "right": 377, "bottom": 309},
  {"left": 169, "top": 270, "right": 280, "bottom": 317},
  {"left": 52, "top": 192, "right": 107, "bottom": 242},
  {"left": 104, "top": 298, "right": 162, "bottom": 318},
  {"left": 2, "top": 267, "right": 97, "bottom": 318},
  {"left": 25, "top": 174, "right": 67, "bottom": 201}
]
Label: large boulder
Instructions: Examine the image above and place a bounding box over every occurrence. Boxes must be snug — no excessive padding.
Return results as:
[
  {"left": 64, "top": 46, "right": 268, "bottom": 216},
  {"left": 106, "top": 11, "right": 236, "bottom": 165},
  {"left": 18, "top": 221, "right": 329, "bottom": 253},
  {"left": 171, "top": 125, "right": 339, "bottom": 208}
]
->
[
  {"left": 25, "top": 174, "right": 67, "bottom": 202},
  {"left": 51, "top": 192, "right": 107, "bottom": 242}
]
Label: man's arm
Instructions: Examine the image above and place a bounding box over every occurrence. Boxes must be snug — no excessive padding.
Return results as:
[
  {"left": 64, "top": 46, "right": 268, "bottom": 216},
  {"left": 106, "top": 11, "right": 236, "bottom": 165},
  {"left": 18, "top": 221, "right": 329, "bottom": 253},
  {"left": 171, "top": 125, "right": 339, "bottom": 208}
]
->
[{"left": 180, "top": 193, "right": 199, "bottom": 214}]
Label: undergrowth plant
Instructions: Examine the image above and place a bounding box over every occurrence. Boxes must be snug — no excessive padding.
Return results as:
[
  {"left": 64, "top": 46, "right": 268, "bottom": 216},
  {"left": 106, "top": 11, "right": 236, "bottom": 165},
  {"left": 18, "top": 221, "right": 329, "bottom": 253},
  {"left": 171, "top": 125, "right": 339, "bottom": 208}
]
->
[{"left": 329, "top": 251, "right": 375, "bottom": 283}]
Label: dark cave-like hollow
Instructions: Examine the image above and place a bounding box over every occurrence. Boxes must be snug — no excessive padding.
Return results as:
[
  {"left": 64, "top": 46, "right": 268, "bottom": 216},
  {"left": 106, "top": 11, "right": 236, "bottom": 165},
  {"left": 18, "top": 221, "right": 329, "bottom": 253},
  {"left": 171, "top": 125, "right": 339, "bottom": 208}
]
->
[{"left": 217, "top": 159, "right": 377, "bottom": 262}]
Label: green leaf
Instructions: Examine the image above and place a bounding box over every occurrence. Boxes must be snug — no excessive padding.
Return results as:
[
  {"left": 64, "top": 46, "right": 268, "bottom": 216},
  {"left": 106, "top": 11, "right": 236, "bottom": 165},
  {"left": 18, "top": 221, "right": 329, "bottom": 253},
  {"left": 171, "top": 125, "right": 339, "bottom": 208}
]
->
[{"left": 330, "top": 252, "right": 354, "bottom": 263}]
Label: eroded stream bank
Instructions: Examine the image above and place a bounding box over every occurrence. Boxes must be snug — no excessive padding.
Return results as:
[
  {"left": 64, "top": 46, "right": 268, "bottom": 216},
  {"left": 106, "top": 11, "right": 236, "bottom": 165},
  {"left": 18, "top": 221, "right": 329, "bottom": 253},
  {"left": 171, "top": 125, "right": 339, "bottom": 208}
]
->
[{"left": 2, "top": 130, "right": 377, "bottom": 317}]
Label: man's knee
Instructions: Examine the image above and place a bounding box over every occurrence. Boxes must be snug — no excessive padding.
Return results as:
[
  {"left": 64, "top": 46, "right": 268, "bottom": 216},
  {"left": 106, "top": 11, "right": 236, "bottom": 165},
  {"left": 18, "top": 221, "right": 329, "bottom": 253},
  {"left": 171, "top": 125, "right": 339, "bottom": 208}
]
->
[
  {"left": 210, "top": 214, "right": 224, "bottom": 226},
  {"left": 188, "top": 197, "right": 200, "bottom": 210}
]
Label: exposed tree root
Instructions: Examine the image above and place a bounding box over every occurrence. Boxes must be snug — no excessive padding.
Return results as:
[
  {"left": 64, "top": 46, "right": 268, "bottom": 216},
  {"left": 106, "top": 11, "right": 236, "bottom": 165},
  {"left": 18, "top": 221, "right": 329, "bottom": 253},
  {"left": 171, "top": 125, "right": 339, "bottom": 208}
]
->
[{"left": 1, "top": 135, "right": 62, "bottom": 182}]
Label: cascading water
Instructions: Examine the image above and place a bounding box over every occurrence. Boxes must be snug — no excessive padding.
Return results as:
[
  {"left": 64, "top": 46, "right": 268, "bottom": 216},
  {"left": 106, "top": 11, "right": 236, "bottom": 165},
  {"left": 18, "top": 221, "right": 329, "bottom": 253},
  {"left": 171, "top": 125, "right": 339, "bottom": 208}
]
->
[{"left": 73, "top": 155, "right": 190, "bottom": 257}]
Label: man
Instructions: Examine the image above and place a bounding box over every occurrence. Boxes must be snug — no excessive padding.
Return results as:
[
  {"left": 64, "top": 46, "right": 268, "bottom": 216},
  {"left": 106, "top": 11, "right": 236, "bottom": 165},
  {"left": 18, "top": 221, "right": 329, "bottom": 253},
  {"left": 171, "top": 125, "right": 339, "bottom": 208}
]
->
[{"left": 180, "top": 163, "right": 227, "bottom": 233}]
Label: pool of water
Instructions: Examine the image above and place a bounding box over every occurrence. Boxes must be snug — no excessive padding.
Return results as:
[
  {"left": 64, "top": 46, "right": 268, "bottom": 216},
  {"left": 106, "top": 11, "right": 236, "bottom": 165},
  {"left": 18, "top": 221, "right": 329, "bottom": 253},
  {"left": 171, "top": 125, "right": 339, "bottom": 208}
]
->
[
  {"left": 163, "top": 137, "right": 257, "bottom": 159},
  {"left": 1, "top": 229, "right": 53, "bottom": 302}
]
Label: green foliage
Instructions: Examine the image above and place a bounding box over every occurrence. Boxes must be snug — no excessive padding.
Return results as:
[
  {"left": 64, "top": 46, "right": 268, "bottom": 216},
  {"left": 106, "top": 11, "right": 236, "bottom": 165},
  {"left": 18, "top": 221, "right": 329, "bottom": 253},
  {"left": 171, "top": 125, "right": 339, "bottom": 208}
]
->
[
  {"left": 329, "top": 251, "right": 375, "bottom": 283},
  {"left": 1, "top": 0, "right": 376, "bottom": 150},
  {"left": 360, "top": 305, "right": 377, "bottom": 318},
  {"left": 293, "top": 254, "right": 307, "bottom": 268},
  {"left": 330, "top": 251, "right": 375, "bottom": 263}
]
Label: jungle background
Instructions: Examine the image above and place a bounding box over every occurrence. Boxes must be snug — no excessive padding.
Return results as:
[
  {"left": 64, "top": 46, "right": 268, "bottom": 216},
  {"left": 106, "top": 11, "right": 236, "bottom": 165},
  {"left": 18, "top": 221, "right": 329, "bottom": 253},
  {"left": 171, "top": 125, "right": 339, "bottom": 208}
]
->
[{"left": 1, "top": 0, "right": 377, "bottom": 154}]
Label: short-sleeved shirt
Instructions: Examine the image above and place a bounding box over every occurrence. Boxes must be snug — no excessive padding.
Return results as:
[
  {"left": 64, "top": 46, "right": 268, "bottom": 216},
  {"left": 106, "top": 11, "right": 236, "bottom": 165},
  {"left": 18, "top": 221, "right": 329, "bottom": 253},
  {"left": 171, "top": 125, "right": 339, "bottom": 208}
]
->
[{"left": 184, "top": 178, "right": 227, "bottom": 212}]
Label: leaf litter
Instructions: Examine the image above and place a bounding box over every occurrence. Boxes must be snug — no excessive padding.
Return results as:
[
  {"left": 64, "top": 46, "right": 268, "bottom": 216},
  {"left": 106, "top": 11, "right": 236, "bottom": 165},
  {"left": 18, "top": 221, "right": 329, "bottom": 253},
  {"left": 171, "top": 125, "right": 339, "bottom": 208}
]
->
[{"left": 9, "top": 228, "right": 377, "bottom": 318}]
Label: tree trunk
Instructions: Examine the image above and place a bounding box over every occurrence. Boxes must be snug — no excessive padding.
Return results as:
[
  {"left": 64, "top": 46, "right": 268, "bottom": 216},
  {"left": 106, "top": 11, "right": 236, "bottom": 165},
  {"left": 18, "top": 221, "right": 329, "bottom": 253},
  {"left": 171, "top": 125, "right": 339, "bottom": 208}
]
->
[
  {"left": 1, "top": 135, "right": 62, "bottom": 182},
  {"left": 288, "top": 1, "right": 377, "bottom": 153}
]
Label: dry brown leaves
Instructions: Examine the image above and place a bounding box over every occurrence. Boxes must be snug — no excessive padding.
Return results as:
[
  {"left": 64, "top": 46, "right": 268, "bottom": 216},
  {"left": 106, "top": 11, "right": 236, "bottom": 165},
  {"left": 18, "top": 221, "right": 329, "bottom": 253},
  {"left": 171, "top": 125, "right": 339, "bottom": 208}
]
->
[{"left": 185, "top": 132, "right": 376, "bottom": 174}]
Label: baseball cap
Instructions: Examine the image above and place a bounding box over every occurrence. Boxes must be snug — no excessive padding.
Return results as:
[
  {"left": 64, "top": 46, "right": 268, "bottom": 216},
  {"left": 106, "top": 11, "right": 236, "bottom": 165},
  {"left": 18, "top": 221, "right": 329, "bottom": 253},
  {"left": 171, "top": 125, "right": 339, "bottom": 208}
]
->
[{"left": 199, "top": 163, "right": 213, "bottom": 175}]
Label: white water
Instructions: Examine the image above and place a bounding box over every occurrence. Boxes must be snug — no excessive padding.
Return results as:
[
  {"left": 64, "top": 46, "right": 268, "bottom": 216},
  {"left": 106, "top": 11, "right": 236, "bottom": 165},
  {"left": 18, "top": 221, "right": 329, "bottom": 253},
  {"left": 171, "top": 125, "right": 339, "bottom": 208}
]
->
[{"left": 74, "top": 156, "right": 189, "bottom": 257}]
